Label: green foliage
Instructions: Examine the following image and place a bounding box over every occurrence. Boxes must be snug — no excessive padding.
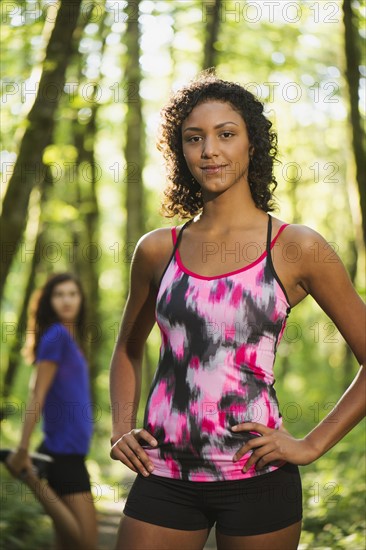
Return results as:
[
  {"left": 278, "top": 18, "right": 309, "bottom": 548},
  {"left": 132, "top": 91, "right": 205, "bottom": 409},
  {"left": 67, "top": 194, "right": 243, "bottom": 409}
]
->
[
  {"left": 298, "top": 425, "right": 366, "bottom": 548},
  {"left": 1, "top": 0, "right": 365, "bottom": 547},
  {"left": 0, "top": 471, "right": 53, "bottom": 549}
]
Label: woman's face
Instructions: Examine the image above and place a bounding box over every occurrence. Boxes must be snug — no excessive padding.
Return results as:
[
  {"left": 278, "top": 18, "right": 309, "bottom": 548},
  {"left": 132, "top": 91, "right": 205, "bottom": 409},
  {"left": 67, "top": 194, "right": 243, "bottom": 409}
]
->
[
  {"left": 181, "top": 100, "right": 253, "bottom": 196},
  {"left": 50, "top": 280, "right": 82, "bottom": 323}
]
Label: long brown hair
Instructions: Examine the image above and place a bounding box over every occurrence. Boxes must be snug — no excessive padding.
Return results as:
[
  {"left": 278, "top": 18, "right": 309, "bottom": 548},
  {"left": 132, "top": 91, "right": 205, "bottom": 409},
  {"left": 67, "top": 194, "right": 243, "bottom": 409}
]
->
[{"left": 25, "top": 273, "right": 87, "bottom": 364}]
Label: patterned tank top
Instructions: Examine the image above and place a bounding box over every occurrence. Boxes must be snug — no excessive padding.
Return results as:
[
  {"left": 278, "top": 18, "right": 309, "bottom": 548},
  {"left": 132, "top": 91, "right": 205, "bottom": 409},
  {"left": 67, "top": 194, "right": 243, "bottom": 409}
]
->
[{"left": 141, "top": 214, "right": 291, "bottom": 481}]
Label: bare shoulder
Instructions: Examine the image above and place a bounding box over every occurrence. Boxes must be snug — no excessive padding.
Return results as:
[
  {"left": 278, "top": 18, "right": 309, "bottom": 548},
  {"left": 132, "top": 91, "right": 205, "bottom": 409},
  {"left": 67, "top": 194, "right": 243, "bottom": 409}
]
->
[
  {"left": 271, "top": 217, "right": 348, "bottom": 297},
  {"left": 269, "top": 217, "right": 365, "bottom": 363},
  {"left": 274, "top": 217, "right": 328, "bottom": 246},
  {"left": 273, "top": 218, "right": 340, "bottom": 265},
  {"left": 274, "top": 218, "right": 359, "bottom": 302},
  {"left": 133, "top": 226, "right": 175, "bottom": 277},
  {"left": 136, "top": 226, "right": 173, "bottom": 257}
]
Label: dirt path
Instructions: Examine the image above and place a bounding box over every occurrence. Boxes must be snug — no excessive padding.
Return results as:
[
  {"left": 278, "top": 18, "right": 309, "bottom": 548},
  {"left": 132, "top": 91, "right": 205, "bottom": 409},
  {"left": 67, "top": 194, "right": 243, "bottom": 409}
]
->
[{"left": 97, "top": 508, "right": 121, "bottom": 550}]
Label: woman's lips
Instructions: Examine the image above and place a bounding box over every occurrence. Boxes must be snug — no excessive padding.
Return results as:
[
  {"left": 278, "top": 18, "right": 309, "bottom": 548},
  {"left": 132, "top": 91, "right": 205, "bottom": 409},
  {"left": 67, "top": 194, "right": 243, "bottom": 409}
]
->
[{"left": 201, "top": 165, "right": 227, "bottom": 175}]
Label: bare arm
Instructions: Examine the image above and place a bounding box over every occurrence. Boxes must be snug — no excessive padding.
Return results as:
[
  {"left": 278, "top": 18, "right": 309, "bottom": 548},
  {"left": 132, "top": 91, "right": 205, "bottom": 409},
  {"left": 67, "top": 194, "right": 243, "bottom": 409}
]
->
[
  {"left": 231, "top": 227, "right": 366, "bottom": 471},
  {"left": 6, "top": 360, "right": 57, "bottom": 474},
  {"left": 109, "top": 231, "right": 164, "bottom": 474},
  {"left": 295, "top": 229, "right": 365, "bottom": 457}
]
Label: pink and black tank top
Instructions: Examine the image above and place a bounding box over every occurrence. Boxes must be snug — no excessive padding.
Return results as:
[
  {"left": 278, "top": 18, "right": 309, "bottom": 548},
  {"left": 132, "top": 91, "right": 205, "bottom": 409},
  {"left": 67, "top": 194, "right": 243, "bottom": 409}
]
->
[{"left": 141, "top": 214, "right": 291, "bottom": 481}]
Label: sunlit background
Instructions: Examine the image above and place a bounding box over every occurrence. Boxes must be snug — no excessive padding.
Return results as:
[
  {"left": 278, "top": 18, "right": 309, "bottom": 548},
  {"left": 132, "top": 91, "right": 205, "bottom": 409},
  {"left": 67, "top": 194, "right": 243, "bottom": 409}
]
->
[{"left": 1, "top": 1, "right": 365, "bottom": 548}]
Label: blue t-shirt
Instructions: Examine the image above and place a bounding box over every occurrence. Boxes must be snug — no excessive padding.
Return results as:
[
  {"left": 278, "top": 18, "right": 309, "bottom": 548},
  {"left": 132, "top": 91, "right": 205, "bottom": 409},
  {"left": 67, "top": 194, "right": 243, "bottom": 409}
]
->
[{"left": 36, "top": 323, "right": 93, "bottom": 454}]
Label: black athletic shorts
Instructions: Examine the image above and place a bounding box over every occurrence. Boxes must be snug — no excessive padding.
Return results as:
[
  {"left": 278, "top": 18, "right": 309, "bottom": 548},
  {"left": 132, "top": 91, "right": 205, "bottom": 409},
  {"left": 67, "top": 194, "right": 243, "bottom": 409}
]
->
[
  {"left": 123, "top": 461, "right": 302, "bottom": 536},
  {"left": 37, "top": 441, "right": 92, "bottom": 497}
]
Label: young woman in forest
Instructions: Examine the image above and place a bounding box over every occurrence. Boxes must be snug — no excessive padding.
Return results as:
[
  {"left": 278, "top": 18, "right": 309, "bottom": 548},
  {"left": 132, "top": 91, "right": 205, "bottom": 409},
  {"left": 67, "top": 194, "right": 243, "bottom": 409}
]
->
[
  {"left": 109, "top": 72, "right": 365, "bottom": 550},
  {"left": 5, "top": 273, "right": 97, "bottom": 550}
]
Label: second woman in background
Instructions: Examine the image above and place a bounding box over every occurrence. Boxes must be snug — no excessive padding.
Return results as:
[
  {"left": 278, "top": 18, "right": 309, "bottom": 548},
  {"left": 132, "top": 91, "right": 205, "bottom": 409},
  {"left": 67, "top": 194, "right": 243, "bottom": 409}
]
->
[{"left": 5, "top": 272, "right": 97, "bottom": 550}]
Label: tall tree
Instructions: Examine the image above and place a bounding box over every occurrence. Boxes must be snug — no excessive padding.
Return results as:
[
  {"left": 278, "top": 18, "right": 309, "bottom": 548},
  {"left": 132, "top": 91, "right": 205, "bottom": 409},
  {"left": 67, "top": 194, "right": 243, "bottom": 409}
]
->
[
  {"left": 122, "top": 0, "right": 152, "bottom": 392},
  {"left": 123, "top": 0, "right": 146, "bottom": 299},
  {"left": 2, "top": 165, "right": 53, "bottom": 398},
  {"left": 202, "top": 0, "right": 221, "bottom": 69},
  {"left": 72, "top": 106, "right": 101, "bottom": 401},
  {"left": 71, "top": 9, "right": 108, "bottom": 399},
  {"left": 0, "top": 0, "right": 83, "bottom": 300},
  {"left": 342, "top": 0, "right": 366, "bottom": 244}
]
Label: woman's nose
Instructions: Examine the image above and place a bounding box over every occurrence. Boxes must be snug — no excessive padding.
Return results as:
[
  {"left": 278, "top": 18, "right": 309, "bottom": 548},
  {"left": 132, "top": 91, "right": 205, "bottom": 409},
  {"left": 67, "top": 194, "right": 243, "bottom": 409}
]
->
[{"left": 201, "top": 137, "right": 218, "bottom": 158}]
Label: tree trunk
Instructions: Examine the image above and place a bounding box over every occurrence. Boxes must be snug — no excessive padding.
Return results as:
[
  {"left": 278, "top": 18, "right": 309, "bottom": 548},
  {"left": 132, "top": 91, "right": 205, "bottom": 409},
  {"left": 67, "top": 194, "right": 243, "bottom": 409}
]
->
[
  {"left": 122, "top": 0, "right": 155, "bottom": 405},
  {"left": 72, "top": 101, "right": 101, "bottom": 403},
  {"left": 0, "top": 0, "right": 83, "bottom": 300},
  {"left": 203, "top": 0, "right": 221, "bottom": 69},
  {"left": 70, "top": 6, "right": 106, "bottom": 402},
  {"left": 123, "top": 0, "right": 146, "bottom": 300},
  {"left": 342, "top": 0, "right": 366, "bottom": 244},
  {"left": 2, "top": 165, "right": 53, "bottom": 398}
]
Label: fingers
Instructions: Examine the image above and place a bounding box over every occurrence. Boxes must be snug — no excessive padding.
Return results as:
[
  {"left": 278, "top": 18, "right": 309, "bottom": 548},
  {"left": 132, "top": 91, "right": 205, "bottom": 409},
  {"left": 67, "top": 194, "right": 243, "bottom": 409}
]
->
[
  {"left": 5, "top": 455, "right": 32, "bottom": 479},
  {"left": 234, "top": 433, "right": 288, "bottom": 472},
  {"left": 125, "top": 445, "right": 155, "bottom": 477},
  {"left": 243, "top": 449, "right": 283, "bottom": 473},
  {"left": 242, "top": 444, "right": 274, "bottom": 472},
  {"left": 110, "top": 443, "right": 138, "bottom": 474},
  {"left": 231, "top": 422, "right": 269, "bottom": 435},
  {"left": 232, "top": 435, "right": 279, "bottom": 472},
  {"left": 110, "top": 429, "right": 157, "bottom": 477},
  {"left": 232, "top": 432, "right": 266, "bottom": 462},
  {"left": 231, "top": 422, "right": 290, "bottom": 472}
]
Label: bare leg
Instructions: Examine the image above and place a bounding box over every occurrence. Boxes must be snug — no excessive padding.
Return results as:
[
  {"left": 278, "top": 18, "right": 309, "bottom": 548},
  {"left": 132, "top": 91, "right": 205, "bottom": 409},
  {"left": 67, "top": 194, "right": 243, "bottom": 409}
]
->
[
  {"left": 20, "top": 471, "right": 97, "bottom": 549},
  {"left": 115, "top": 514, "right": 211, "bottom": 550},
  {"left": 215, "top": 520, "right": 302, "bottom": 550},
  {"left": 54, "top": 491, "right": 98, "bottom": 550}
]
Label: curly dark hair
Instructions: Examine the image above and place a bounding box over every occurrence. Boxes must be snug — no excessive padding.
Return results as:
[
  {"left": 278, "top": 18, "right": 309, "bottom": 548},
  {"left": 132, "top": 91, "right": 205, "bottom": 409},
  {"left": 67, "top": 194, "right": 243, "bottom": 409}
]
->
[{"left": 157, "top": 68, "right": 279, "bottom": 219}]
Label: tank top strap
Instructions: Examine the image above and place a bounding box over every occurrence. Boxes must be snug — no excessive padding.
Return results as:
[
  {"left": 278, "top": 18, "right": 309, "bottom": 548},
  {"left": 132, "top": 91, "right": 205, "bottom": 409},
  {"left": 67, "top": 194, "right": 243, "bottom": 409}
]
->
[
  {"left": 265, "top": 214, "right": 290, "bottom": 254},
  {"left": 172, "top": 218, "right": 194, "bottom": 252},
  {"left": 156, "top": 219, "right": 193, "bottom": 290},
  {"left": 266, "top": 214, "right": 291, "bottom": 312}
]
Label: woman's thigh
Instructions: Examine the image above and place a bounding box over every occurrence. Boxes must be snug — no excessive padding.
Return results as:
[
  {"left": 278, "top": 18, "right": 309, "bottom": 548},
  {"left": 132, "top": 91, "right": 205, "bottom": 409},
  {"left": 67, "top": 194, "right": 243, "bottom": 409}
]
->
[
  {"left": 115, "top": 514, "right": 210, "bottom": 550},
  {"left": 59, "top": 491, "right": 98, "bottom": 549},
  {"left": 215, "top": 519, "right": 302, "bottom": 550}
]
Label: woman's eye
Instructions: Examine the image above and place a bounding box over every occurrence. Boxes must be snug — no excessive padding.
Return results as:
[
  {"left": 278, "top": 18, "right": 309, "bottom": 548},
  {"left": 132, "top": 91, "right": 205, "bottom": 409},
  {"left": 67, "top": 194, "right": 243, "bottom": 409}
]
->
[{"left": 187, "top": 133, "right": 234, "bottom": 143}]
